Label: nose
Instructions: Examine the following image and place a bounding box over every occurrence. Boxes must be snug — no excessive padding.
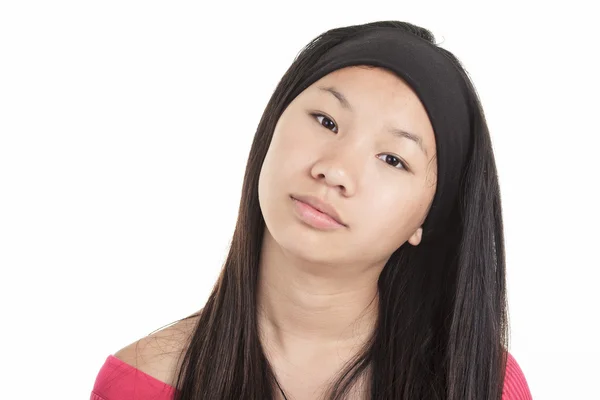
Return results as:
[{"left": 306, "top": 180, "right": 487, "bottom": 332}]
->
[{"left": 310, "top": 143, "right": 358, "bottom": 196}]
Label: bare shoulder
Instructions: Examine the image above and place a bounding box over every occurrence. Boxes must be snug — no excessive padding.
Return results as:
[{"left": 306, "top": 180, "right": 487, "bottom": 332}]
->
[{"left": 113, "top": 311, "right": 201, "bottom": 387}]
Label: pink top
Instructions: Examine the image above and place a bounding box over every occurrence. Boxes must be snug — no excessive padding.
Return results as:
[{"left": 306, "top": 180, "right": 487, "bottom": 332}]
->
[{"left": 91, "top": 352, "right": 532, "bottom": 400}]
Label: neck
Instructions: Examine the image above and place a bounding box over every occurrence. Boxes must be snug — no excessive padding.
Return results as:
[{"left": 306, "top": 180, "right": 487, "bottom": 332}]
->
[{"left": 256, "top": 229, "right": 382, "bottom": 355}]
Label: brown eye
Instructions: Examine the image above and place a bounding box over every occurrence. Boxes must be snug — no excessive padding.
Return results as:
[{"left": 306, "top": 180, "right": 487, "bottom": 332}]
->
[
  {"left": 312, "top": 113, "right": 338, "bottom": 133},
  {"left": 377, "top": 154, "right": 408, "bottom": 170}
]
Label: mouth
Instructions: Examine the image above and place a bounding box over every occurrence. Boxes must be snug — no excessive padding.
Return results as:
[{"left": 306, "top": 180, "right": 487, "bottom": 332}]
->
[{"left": 290, "top": 194, "right": 347, "bottom": 229}]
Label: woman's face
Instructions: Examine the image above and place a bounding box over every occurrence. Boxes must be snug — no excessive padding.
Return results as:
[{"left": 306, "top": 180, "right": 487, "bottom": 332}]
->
[{"left": 258, "top": 66, "right": 438, "bottom": 266}]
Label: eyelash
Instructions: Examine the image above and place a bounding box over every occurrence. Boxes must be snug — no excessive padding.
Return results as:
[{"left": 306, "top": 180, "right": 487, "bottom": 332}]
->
[{"left": 310, "top": 112, "right": 410, "bottom": 171}]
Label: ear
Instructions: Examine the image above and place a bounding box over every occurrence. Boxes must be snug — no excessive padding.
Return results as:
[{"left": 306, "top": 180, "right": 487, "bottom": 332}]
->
[{"left": 407, "top": 227, "right": 423, "bottom": 246}]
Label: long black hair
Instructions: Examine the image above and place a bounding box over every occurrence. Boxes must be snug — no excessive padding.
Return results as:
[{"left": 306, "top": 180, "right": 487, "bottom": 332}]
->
[{"left": 171, "top": 20, "right": 509, "bottom": 399}]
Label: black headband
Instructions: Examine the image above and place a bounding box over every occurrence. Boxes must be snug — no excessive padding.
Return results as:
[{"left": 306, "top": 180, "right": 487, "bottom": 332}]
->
[{"left": 289, "top": 28, "right": 472, "bottom": 237}]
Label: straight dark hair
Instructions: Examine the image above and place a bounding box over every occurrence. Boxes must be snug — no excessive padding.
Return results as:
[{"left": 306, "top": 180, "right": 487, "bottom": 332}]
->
[{"left": 171, "top": 20, "right": 509, "bottom": 399}]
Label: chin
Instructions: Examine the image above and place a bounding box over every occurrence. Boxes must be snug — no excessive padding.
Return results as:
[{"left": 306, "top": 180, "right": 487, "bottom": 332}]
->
[{"left": 277, "top": 226, "right": 353, "bottom": 264}]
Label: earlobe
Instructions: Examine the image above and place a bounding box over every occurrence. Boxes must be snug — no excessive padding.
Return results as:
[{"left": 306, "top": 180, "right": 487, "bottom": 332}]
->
[{"left": 408, "top": 227, "right": 423, "bottom": 246}]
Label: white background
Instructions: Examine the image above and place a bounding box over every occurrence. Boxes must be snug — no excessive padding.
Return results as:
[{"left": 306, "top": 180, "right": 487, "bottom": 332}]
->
[{"left": 1, "top": 1, "right": 598, "bottom": 399}]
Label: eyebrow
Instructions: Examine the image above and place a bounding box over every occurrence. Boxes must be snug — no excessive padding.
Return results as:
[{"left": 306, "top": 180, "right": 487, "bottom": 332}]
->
[
  {"left": 318, "top": 86, "right": 353, "bottom": 110},
  {"left": 318, "top": 85, "right": 429, "bottom": 157},
  {"left": 388, "top": 127, "right": 428, "bottom": 157}
]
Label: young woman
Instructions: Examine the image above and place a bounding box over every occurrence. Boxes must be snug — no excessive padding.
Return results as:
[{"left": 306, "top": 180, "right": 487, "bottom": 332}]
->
[{"left": 91, "top": 20, "right": 532, "bottom": 400}]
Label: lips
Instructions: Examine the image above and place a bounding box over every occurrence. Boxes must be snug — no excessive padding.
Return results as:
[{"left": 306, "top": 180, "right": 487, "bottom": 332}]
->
[{"left": 290, "top": 194, "right": 347, "bottom": 227}]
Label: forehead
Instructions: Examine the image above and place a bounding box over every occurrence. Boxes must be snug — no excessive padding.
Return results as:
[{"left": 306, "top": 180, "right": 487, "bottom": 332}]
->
[
  {"left": 310, "top": 66, "right": 416, "bottom": 98},
  {"left": 302, "top": 66, "right": 432, "bottom": 125}
]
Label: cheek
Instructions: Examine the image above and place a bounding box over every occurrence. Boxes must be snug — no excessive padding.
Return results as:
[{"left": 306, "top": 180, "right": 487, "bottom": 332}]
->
[
  {"left": 358, "top": 187, "right": 430, "bottom": 243},
  {"left": 259, "top": 131, "right": 312, "bottom": 204},
  {"left": 265, "top": 127, "right": 316, "bottom": 177}
]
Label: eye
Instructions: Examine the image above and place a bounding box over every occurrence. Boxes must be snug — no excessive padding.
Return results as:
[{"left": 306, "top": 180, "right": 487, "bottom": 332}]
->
[
  {"left": 377, "top": 154, "right": 409, "bottom": 171},
  {"left": 311, "top": 113, "right": 338, "bottom": 133}
]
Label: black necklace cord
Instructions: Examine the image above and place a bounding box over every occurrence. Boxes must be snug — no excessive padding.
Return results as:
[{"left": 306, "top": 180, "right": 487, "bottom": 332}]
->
[{"left": 274, "top": 376, "right": 289, "bottom": 400}]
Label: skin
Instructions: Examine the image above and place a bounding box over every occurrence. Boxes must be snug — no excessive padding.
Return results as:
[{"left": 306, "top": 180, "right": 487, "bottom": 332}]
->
[
  {"left": 113, "top": 66, "right": 439, "bottom": 399},
  {"left": 257, "top": 66, "right": 438, "bottom": 399}
]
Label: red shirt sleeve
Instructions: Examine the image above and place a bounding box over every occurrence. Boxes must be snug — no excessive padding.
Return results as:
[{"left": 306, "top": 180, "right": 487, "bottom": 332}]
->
[
  {"left": 90, "top": 355, "right": 178, "bottom": 400},
  {"left": 502, "top": 352, "right": 533, "bottom": 399}
]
